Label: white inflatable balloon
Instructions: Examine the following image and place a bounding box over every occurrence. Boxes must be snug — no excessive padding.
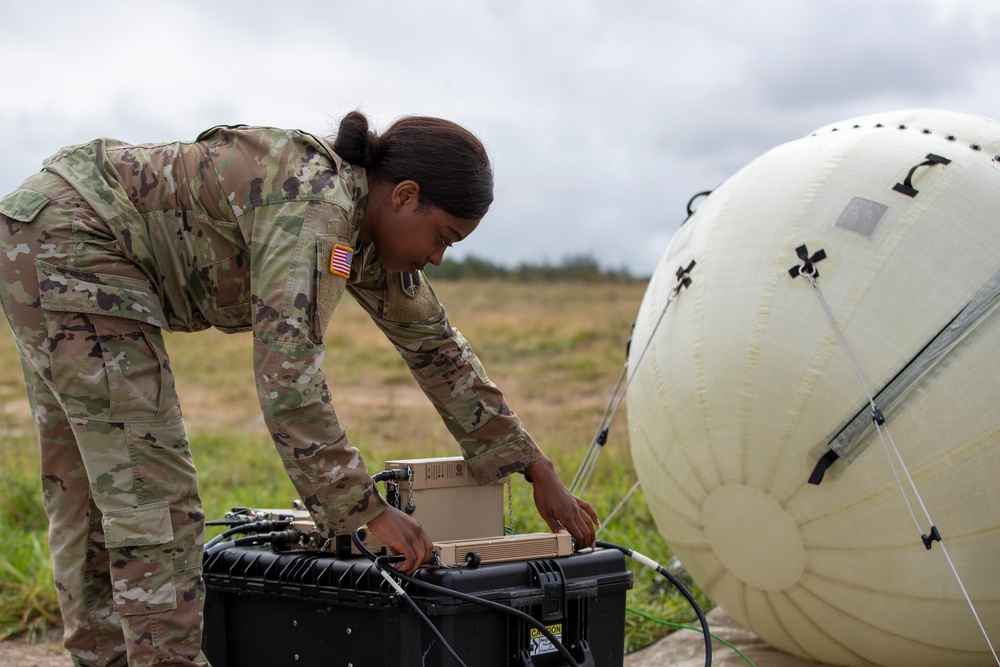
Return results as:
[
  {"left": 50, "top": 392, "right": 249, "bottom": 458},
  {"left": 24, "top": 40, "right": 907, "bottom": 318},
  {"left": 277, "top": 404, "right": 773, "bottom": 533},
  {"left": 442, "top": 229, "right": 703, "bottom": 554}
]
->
[{"left": 628, "top": 109, "right": 1000, "bottom": 667}]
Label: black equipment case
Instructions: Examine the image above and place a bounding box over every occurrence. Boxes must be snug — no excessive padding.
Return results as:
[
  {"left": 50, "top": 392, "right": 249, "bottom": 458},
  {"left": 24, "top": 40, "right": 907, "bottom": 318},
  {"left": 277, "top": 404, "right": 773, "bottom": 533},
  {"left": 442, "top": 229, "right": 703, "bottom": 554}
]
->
[{"left": 201, "top": 546, "right": 632, "bottom": 666}]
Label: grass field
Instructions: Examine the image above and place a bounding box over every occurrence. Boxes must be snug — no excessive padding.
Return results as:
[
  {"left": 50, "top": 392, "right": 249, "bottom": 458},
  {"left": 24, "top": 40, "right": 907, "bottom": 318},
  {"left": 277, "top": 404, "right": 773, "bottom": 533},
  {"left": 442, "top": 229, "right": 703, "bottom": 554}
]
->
[{"left": 0, "top": 279, "right": 712, "bottom": 653}]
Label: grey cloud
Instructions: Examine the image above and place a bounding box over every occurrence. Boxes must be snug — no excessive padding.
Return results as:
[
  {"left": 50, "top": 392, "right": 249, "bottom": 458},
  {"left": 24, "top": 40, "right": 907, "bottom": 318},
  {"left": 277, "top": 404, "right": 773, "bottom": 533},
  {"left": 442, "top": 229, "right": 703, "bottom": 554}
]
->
[{"left": 4, "top": 0, "right": 1000, "bottom": 276}]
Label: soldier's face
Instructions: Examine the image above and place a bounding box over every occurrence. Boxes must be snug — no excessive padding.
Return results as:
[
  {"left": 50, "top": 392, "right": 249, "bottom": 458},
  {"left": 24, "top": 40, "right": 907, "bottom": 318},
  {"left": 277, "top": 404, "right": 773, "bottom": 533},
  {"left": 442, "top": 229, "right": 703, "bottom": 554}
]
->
[{"left": 372, "top": 181, "right": 480, "bottom": 272}]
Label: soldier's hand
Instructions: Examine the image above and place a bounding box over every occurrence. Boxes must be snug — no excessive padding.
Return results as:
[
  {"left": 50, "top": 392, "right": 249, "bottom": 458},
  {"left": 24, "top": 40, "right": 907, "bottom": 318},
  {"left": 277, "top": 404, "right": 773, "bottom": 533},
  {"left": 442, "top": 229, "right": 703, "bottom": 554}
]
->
[
  {"left": 366, "top": 505, "right": 434, "bottom": 575},
  {"left": 525, "top": 456, "right": 599, "bottom": 549}
]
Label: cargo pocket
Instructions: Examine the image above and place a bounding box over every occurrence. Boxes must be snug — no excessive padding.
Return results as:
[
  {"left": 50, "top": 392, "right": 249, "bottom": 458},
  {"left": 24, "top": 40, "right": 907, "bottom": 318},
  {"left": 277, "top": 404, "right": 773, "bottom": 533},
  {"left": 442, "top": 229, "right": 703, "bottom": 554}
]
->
[
  {"left": 36, "top": 260, "right": 167, "bottom": 329},
  {"left": 103, "top": 501, "right": 178, "bottom": 616},
  {"left": 0, "top": 188, "right": 50, "bottom": 222},
  {"left": 37, "top": 261, "right": 174, "bottom": 421}
]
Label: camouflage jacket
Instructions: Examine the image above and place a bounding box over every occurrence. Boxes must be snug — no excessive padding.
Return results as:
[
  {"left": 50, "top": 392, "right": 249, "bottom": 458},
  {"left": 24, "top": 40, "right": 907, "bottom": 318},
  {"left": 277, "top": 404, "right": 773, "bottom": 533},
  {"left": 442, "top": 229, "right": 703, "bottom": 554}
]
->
[{"left": 11, "top": 125, "right": 541, "bottom": 535}]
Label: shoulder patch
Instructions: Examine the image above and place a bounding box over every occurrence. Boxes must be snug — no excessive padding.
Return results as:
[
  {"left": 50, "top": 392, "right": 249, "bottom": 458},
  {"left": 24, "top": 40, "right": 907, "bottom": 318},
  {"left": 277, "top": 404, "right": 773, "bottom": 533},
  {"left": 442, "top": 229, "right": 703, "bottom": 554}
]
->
[
  {"left": 383, "top": 270, "right": 442, "bottom": 323},
  {"left": 401, "top": 271, "right": 421, "bottom": 298},
  {"left": 329, "top": 244, "right": 354, "bottom": 278}
]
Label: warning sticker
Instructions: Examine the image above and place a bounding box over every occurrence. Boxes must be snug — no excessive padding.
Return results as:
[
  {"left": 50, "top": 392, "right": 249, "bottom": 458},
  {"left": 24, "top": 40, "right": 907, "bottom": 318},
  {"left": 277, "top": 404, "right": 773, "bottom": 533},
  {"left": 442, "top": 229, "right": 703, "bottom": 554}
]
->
[{"left": 529, "top": 623, "right": 563, "bottom": 656}]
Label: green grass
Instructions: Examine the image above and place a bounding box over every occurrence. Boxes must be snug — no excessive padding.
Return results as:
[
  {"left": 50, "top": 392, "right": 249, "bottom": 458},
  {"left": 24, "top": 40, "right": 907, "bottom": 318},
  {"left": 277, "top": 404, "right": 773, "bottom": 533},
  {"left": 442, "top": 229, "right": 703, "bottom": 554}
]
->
[
  {"left": 0, "top": 464, "right": 60, "bottom": 641},
  {"left": 0, "top": 279, "right": 711, "bottom": 653}
]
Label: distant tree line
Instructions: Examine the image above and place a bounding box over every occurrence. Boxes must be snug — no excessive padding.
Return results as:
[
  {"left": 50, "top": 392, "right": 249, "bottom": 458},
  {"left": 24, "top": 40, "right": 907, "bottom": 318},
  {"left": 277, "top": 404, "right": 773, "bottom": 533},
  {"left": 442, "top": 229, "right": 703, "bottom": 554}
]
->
[{"left": 424, "top": 253, "right": 645, "bottom": 282}]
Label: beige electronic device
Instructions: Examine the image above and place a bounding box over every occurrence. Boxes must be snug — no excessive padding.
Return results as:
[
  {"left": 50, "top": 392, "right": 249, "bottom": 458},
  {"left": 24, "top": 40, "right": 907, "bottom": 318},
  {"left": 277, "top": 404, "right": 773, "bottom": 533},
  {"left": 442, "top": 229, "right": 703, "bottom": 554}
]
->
[
  {"left": 432, "top": 532, "right": 575, "bottom": 567},
  {"left": 382, "top": 456, "right": 505, "bottom": 542},
  {"left": 238, "top": 457, "right": 576, "bottom": 565}
]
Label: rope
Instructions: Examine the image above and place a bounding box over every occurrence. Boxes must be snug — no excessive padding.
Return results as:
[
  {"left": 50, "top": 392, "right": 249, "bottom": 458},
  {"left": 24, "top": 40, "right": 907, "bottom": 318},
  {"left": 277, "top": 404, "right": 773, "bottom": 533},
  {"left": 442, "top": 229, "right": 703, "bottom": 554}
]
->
[
  {"left": 596, "top": 480, "right": 641, "bottom": 537},
  {"left": 570, "top": 261, "right": 696, "bottom": 498},
  {"left": 569, "top": 361, "right": 627, "bottom": 496},
  {"left": 803, "top": 269, "right": 999, "bottom": 665}
]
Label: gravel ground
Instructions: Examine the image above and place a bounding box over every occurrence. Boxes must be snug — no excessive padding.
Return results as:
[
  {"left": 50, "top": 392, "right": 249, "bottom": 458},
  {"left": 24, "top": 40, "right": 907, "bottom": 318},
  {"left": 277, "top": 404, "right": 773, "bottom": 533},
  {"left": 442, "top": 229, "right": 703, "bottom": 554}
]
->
[{"left": 625, "top": 608, "right": 831, "bottom": 667}]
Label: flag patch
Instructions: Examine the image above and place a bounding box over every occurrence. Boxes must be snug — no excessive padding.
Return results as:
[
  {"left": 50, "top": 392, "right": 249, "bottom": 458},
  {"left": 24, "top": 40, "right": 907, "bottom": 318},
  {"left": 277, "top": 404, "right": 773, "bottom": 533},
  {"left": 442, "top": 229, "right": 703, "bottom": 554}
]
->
[{"left": 329, "top": 244, "right": 353, "bottom": 278}]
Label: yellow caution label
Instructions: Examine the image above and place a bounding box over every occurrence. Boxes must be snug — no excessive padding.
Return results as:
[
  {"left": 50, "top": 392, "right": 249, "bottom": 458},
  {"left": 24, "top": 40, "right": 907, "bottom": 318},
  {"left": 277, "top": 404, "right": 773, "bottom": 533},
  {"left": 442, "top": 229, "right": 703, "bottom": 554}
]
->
[{"left": 529, "top": 623, "right": 563, "bottom": 656}]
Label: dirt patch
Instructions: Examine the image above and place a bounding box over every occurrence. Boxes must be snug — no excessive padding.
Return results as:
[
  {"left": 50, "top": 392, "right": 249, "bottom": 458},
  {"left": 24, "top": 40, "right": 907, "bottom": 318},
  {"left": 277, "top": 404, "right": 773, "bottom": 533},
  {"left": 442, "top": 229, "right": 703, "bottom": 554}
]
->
[{"left": 0, "top": 627, "right": 71, "bottom": 667}]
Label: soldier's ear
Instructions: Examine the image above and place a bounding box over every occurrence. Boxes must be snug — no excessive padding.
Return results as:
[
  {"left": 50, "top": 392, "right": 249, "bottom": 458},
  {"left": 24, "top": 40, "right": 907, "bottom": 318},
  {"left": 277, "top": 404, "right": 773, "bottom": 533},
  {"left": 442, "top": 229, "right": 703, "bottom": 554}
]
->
[{"left": 391, "top": 180, "right": 421, "bottom": 211}]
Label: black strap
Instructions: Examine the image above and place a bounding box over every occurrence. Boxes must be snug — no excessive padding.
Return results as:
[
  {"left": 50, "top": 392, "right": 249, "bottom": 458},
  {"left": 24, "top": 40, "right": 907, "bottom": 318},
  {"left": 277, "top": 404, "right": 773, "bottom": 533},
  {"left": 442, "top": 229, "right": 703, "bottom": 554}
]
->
[
  {"left": 893, "top": 153, "right": 951, "bottom": 198},
  {"left": 808, "top": 449, "right": 840, "bottom": 485}
]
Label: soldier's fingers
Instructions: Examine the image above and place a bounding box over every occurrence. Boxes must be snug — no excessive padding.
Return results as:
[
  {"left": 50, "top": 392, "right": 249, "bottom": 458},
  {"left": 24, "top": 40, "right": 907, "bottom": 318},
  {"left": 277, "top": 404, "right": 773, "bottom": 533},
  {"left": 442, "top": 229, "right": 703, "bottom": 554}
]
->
[
  {"left": 398, "top": 533, "right": 433, "bottom": 574},
  {"left": 393, "top": 545, "right": 419, "bottom": 575},
  {"left": 578, "top": 497, "right": 600, "bottom": 526},
  {"left": 564, "top": 512, "right": 595, "bottom": 549}
]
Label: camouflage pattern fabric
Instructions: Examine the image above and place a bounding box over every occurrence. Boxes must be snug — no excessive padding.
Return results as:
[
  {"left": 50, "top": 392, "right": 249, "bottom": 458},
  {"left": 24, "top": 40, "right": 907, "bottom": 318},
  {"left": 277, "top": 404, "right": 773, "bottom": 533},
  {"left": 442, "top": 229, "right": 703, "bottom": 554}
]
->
[{"left": 0, "top": 125, "right": 541, "bottom": 666}]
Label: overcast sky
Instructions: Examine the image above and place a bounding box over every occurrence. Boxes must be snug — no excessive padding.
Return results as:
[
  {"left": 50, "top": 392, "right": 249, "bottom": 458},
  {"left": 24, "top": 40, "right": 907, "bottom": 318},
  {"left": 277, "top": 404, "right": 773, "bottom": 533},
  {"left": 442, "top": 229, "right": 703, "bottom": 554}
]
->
[{"left": 2, "top": 0, "right": 997, "bottom": 276}]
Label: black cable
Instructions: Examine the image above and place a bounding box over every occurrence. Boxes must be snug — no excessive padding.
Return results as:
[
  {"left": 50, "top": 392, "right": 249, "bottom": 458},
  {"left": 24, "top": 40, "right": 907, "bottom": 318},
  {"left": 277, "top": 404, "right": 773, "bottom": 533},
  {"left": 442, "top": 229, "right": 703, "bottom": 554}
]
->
[
  {"left": 372, "top": 468, "right": 410, "bottom": 483},
  {"left": 350, "top": 532, "right": 582, "bottom": 667},
  {"left": 204, "top": 519, "right": 292, "bottom": 550},
  {"left": 349, "top": 534, "right": 467, "bottom": 666},
  {"left": 596, "top": 540, "right": 711, "bottom": 667},
  {"left": 204, "top": 529, "right": 300, "bottom": 556},
  {"left": 376, "top": 554, "right": 469, "bottom": 667},
  {"left": 205, "top": 517, "right": 252, "bottom": 526}
]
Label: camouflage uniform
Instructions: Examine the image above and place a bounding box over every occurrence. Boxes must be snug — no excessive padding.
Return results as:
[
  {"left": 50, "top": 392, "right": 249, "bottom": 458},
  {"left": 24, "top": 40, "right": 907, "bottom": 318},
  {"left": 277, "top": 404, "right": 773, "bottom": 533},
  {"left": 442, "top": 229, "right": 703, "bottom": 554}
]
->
[{"left": 0, "top": 126, "right": 541, "bottom": 667}]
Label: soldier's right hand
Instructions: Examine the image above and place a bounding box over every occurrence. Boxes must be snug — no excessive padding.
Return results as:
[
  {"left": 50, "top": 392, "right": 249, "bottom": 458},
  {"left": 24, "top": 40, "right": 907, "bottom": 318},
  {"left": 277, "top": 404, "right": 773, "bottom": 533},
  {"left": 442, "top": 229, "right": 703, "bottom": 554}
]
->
[{"left": 366, "top": 505, "right": 434, "bottom": 575}]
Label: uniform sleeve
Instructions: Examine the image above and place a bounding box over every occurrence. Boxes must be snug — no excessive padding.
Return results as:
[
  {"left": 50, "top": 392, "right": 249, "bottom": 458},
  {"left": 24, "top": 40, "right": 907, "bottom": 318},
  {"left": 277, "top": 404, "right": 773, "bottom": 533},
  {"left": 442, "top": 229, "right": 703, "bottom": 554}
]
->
[
  {"left": 243, "top": 199, "right": 384, "bottom": 537},
  {"left": 347, "top": 267, "right": 543, "bottom": 484}
]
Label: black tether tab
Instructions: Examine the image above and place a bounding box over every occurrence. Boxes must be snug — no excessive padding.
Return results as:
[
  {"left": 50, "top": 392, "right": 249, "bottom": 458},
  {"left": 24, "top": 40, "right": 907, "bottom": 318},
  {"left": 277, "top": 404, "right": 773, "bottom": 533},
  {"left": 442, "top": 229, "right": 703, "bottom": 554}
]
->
[
  {"left": 893, "top": 153, "right": 951, "bottom": 198},
  {"left": 675, "top": 260, "right": 696, "bottom": 290},
  {"left": 789, "top": 244, "right": 827, "bottom": 279},
  {"left": 921, "top": 525, "right": 942, "bottom": 550},
  {"left": 808, "top": 449, "right": 840, "bottom": 485}
]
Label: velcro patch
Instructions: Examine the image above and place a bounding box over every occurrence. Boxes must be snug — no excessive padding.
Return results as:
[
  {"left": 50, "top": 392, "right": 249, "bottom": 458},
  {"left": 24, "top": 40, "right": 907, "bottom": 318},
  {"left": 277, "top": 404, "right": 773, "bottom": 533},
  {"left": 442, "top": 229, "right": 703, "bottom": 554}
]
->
[{"left": 329, "top": 244, "right": 354, "bottom": 278}]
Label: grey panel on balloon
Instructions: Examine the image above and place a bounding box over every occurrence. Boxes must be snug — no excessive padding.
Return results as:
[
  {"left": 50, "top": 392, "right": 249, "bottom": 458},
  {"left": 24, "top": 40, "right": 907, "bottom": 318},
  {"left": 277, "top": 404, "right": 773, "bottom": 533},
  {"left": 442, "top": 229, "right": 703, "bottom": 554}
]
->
[{"left": 835, "top": 197, "right": 888, "bottom": 239}]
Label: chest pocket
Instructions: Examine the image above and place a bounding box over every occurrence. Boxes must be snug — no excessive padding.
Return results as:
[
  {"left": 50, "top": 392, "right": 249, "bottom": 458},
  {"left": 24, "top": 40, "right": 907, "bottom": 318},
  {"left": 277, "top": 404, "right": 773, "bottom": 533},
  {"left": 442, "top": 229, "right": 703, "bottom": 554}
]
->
[{"left": 185, "top": 214, "right": 251, "bottom": 332}]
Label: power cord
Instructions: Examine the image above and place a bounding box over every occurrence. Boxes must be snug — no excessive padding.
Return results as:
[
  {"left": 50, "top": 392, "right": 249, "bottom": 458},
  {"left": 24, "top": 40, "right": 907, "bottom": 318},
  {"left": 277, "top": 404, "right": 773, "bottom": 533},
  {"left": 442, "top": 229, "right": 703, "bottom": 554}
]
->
[{"left": 596, "top": 541, "right": 712, "bottom": 667}]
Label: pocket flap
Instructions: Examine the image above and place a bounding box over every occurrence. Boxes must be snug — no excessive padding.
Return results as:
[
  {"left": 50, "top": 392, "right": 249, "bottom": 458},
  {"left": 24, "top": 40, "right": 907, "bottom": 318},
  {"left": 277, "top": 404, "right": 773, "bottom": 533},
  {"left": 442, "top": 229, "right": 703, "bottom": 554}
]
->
[
  {"left": 36, "top": 261, "right": 169, "bottom": 330},
  {"left": 0, "top": 189, "right": 50, "bottom": 222},
  {"left": 103, "top": 501, "right": 174, "bottom": 548}
]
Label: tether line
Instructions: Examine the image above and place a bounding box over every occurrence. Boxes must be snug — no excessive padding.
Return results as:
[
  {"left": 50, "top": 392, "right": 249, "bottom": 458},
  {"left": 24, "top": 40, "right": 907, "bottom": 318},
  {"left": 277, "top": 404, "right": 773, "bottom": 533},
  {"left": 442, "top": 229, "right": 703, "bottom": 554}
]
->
[
  {"left": 570, "top": 260, "right": 696, "bottom": 498},
  {"left": 802, "top": 267, "right": 999, "bottom": 665}
]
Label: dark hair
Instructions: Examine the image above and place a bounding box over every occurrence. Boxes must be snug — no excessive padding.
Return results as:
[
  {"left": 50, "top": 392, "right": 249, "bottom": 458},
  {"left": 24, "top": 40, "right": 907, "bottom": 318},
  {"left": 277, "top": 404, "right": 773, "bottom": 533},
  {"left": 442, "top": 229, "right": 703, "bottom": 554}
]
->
[{"left": 332, "top": 110, "right": 494, "bottom": 220}]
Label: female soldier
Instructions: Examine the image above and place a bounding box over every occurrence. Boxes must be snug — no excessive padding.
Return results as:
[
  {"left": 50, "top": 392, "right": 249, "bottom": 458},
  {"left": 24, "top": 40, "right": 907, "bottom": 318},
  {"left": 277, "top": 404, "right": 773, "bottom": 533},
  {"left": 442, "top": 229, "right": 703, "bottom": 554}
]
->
[{"left": 0, "top": 111, "right": 598, "bottom": 667}]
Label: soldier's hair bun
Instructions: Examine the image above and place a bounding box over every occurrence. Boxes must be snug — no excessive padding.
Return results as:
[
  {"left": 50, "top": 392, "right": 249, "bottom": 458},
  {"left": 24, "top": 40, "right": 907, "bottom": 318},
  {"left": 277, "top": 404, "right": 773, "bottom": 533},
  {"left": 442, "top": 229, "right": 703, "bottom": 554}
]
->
[
  {"left": 332, "top": 111, "right": 381, "bottom": 169},
  {"left": 332, "top": 110, "right": 494, "bottom": 220}
]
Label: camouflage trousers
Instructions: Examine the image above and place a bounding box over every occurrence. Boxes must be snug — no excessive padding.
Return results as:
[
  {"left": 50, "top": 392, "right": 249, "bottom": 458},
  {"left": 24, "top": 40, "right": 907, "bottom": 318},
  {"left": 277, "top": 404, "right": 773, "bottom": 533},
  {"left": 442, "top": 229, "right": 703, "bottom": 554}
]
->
[{"left": 0, "top": 174, "right": 209, "bottom": 666}]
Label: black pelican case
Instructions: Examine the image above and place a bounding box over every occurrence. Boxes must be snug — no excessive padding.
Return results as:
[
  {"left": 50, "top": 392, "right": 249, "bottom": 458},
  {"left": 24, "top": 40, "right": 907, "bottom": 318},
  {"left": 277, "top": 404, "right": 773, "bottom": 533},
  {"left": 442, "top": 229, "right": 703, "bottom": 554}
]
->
[{"left": 201, "top": 546, "right": 632, "bottom": 666}]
